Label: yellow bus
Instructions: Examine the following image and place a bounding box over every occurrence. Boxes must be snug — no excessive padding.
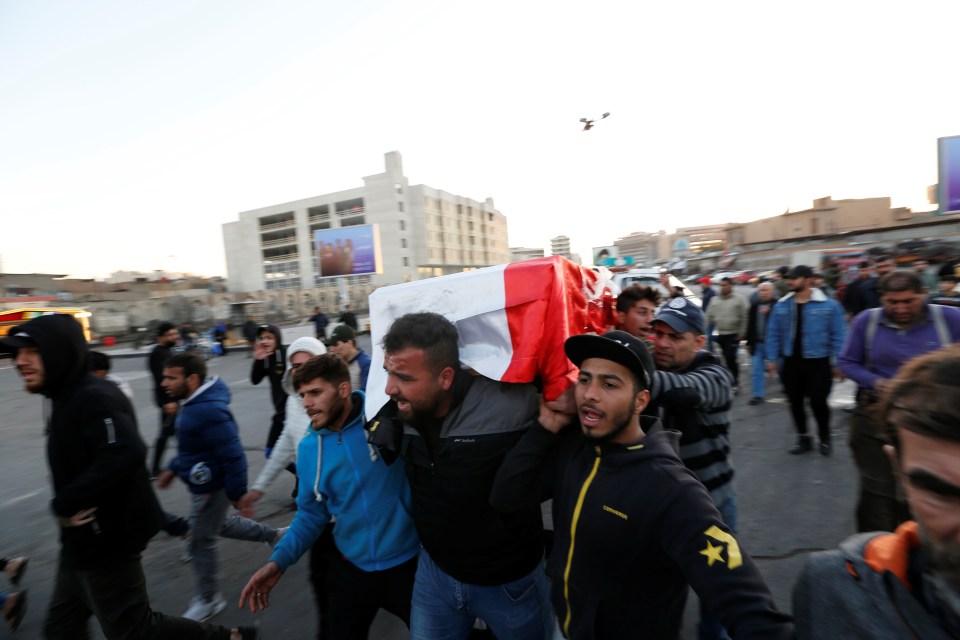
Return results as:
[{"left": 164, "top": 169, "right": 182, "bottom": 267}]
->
[{"left": 0, "top": 308, "right": 93, "bottom": 342}]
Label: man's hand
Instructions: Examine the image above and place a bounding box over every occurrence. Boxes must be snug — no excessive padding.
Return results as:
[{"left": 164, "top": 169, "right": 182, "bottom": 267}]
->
[
  {"left": 162, "top": 402, "right": 178, "bottom": 416},
  {"left": 539, "top": 397, "right": 575, "bottom": 434},
  {"left": 874, "top": 378, "right": 891, "bottom": 394},
  {"left": 237, "top": 490, "right": 264, "bottom": 518},
  {"left": 253, "top": 340, "right": 270, "bottom": 360},
  {"left": 239, "top": 562, "right": 283, "bottom": 612},
  {"left": 832, "top": 366, "right": 846, "bottom": 382},
  {"left": 154, "top": 469, "right": 176, "bottom": 490},
  {"left": 58, "top": 507, "right": 97, "bottom": 528}
]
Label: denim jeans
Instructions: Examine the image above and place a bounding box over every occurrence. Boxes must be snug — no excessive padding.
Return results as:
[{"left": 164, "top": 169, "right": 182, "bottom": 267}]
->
[
  {"left": 698, "top": 496, "right": 738, "bottom": 640},
  {"left": 750, "top": 348, "right": 766, "bottom": 399},
  {"left": 189, "top": 490, "right": 277, "bottom": 601},
  {"left": 410, "top": 548, "right": 554, "bottom": 640}
]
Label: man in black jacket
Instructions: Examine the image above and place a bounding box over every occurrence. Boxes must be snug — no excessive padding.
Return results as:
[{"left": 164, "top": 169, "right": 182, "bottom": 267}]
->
[
  {"left": 370, "top": 312, "right": 552, "bottom": 639},
  {"left": 250, "top": 324, "right": 286, "bottom": 456},
  {"left": 491, "top": 330, "right": 793, "bottom": 639},
  {"left": 1, "top": 314, "right": 258, "bottom": 640},
  {"left": 149, "top": 321, "right": 180, "bottom": 476}
]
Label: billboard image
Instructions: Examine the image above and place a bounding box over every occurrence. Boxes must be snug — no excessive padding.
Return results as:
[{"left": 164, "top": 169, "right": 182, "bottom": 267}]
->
[
  {"left": 938, "top": 135, "right": 960, "bottom": 215},
  {"left": 314, "top": 224, "right": 382, "bottom": 277},
  {"left": 593, "top": 245, "right": 619, "bottom": 266}
]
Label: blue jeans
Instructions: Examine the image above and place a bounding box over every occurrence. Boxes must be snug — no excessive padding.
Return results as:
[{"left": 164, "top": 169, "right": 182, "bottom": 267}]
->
[
  {"left": 750, "top": 348, "right": 766, "bottom": 399},
  {"left": 410, "top": 548, "right": 554, "bottom": 640},
  {"left": 698, "top": 496, "right": 738, "bottom": 640}
]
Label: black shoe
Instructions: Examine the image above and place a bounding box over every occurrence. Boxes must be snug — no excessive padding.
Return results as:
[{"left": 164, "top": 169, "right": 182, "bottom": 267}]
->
[
  {"left": 820, "top": 441, "right": 832, "bottom": 456},
  {"left": 748, "top": 397, "right": 764, "bottom": 405},
  {"left": 789, "top": 438, "right": 812, "bottom": 455}
]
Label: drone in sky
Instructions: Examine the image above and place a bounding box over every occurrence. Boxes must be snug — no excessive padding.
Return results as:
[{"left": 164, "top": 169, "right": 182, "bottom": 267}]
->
[{"left": 580, "top": 112, "right": 610, "bottom": 131}]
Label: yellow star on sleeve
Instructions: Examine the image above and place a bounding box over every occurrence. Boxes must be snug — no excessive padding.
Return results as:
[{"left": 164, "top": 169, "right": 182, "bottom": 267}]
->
[{"left": 699, "top": 540, "right": 726, "bottom": 567}]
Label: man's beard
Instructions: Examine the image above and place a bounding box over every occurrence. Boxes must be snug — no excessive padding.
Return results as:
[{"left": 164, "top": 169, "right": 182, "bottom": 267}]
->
[
  {"left": 582, "top": 407, "right": 636, "bottom": 444},
  {"left": 922, "top": 526, "right": 960, "bottom": 594}
]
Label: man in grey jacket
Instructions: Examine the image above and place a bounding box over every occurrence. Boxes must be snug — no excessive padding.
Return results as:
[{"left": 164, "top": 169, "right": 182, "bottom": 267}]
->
[
  {"left": 705, "top": 277, "right": 748, "bottom": 388},
  {"left": 793, "top": 346, "right": 960, "bottom": 639}
]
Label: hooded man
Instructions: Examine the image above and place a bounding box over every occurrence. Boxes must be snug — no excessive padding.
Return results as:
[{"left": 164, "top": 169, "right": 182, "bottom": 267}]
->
[
  {"left": 251, "top": 324, "right": 287, "bottom": 455},
  {"left": 0, "top": 315, "right": 259, "bottom": 640},
  {"left": 491, "top": 330, "right": 793, "bottom": 639}
]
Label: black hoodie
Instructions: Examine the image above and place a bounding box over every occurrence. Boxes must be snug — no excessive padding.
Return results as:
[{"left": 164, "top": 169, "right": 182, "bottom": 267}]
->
[
  {"left": 10, "top": 314, "right": 163, "bottom": 570},
  {"left": 250, "top": 323, "right": 287, "bottom": 448},
  {"left": 491, "top": 417, "right": 793, "bottom": 639}
]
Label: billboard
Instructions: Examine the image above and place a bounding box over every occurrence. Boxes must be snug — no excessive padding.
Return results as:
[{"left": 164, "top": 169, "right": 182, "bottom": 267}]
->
[
  {"left": 593, "top": 246, "right": 619, "bottom": 266},
  {"left": 314, "top": 224, "right": 382, "bottom": 277},
  {"left": 938, "top": 135, "right": 960, "bottom": 215}
]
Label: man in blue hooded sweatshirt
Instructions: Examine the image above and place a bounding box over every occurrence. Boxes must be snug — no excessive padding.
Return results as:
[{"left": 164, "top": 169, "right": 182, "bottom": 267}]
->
[
  {"left": 239, "top": 353, "right": 419, "bottom": 638},
  {"left": 156, "top": 353, "right": 281, "bottom": 622}
]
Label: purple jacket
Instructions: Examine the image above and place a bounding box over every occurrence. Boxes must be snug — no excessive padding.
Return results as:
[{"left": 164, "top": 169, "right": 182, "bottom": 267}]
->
[{"left": 838, "top": 303, "right": 960, "bottom": 391}]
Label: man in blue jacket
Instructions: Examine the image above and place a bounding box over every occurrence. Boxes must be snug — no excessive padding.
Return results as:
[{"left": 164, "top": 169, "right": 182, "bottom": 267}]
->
[
  {"left": 765, "top": 265, "right": 847, "bottom": 455},
  {"left": 239, "top": 353, "right": 419, "bottom": 638},
  {"left": 156, "top": 353, "right": 280, "bottom": 622}
]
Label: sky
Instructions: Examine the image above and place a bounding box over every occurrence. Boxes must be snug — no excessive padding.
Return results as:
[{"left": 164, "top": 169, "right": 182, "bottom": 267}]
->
[{"left": 1, "top": 0, "right": 958, "bottom": 279}]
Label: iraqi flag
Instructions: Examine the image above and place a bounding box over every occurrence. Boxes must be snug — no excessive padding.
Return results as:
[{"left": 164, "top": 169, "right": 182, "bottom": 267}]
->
[{"left": 365, "top": 256, "right": 615, "bottom": 420}]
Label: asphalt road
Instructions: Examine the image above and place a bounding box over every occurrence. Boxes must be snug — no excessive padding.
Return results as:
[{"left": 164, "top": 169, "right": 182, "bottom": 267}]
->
[{"left": 0, "top": 322, "right": 862, "bottom": 638}]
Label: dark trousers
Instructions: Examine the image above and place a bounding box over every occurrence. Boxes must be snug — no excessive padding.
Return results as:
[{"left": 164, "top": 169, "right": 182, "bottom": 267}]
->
[
  {"left": 782, "top": 357, "right": 832, "bottom": 442},
  {"left": 44, "top": 554, "right": 232, "bottom": 640},
  {"left": 849, "top": 402, "right": 911, "bottom": 532},
  {"left": 309, "top": 524, "right": 338, "bottom": 639},
  {"left": 152, "top": 410, "right": 177, "bottom": 475},
  {"left": 715, "top": 334, "right": 740, "bottom": 385},
  {"left": 324, "top": 554, "right": 417, "bottom": 639}
]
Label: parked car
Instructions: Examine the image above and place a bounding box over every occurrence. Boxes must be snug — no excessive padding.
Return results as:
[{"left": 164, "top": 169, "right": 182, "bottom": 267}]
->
[
  {"left": 711, "top": 271, "right": 739, "bottom": 284},
  {"left": 733, "top": 270, "right": 756, "bottom": 285}
]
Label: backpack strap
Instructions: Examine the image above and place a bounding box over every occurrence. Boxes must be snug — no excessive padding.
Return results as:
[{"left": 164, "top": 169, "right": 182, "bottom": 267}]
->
[
  {"left": 929, "top": 303, "right": 952, "bottom": 349},
  {"left": 863, "top": 307, "right": 883, "bottom": 372}
]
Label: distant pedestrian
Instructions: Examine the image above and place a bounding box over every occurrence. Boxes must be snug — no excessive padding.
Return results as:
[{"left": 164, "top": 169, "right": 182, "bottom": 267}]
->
[
  {"left": 839, "top": 270, "right": 960, "bottom": 532},
  {"left": 928, "top": 273, "right": 960, "bottom": 307},
  {"left": 87, "top": 350, "right": 134, "bottom": 402},
  {"left": 242, "top": 316, "right": 258, "bottom": 358},
  {"left": 772, "top": 266, "right": 790, "bottom": 298},
  {"left": 765, "top": 265, "right": 847, "bottom": 455},
  {"left": 705, "top": 277, "right": 748, "bottom": 389},
  {"left": 843, "top": 256, "right": 895, "bottom": 317},
  {"left": 338, "top": 304, "right": 358, "bottom": 331},
  {"left": 700, "top": 276, "right": 717, "bottom": 352},
  {"left": 309, "top": 306, "right": 330, "bottom": 340},
  {"left": 251, "top": 324, "right": 287, "bottom": 455},
  {"left": 155, "top": 353, "right": 284, "bottom": 622},
  {"left": 0, "top": 314, "right": 258, "bottom": 639},
  {"left": 149, "top": 321, "right": 180, "bottom": 476},
  {"left": 912, "top": 258, "right": 938, "bottom": 294},
  {"left": 746, "top": 283, "right": 776, "bottom": 405}
]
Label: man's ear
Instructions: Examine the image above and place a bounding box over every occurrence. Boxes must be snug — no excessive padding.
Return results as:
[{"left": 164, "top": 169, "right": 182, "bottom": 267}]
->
[
  {"left": 884, "top": 444, "right": 899, "bottom": 479},
  {"left": 694, "top": 334, "right": 707, "bottom": 349},
  {"left": 438, "top": 366, "right": 455, "bottom": 391},
  {"left": 338, "top": 381, "right": 351, "bottom": 399},
  {"left": 634, "top": 389, "right": 650, "bottom": 415}
]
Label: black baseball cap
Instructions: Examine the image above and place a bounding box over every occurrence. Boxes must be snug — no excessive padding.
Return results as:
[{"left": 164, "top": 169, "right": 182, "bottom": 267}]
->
[
  {"left": 565, "top": 330, "right": 653, "bottom": 389},
  {"left": 0, "top": 328, "right": 35, "bottom": 353}
]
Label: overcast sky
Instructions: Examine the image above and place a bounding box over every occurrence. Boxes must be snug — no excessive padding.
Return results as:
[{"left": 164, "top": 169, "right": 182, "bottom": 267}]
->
[{"left": 1, "top": 0, "right": 957, "bottom": 279}]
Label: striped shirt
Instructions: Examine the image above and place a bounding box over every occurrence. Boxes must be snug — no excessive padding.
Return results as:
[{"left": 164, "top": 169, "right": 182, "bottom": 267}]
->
[{"left": 649, "top": 350, "right": 736, "bottom": 505}]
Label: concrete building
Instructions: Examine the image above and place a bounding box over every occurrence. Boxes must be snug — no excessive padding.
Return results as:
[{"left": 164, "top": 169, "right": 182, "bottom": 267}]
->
[
  {"left": 613, "top": 231, "right": 664, "bottom": 267},
  {"left": 222, "top": 151, "right": 510, "bottom": 295},
  {"left": 550, "top": 236, "right": 571, "bottom": 260},
  {"left": 510, "top": 247, "right": 545, "bottom": 262}
]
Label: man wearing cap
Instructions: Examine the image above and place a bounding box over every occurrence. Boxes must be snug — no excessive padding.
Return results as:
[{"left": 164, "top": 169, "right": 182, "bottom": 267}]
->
[
  {"left": 1, "top": 314, "right": 260, "bottom": 640},
  {"left": 765, "top": 265, "right": 847, "bottom": 455},
  {"left": 491, "top": 330, "right": 793, "bottom": 639},
  {"left": 327, "top": 324, "right": 371, "bottom": 392},
  {"left": 648, "top": 296, "right": 739, "bottom": 639}
]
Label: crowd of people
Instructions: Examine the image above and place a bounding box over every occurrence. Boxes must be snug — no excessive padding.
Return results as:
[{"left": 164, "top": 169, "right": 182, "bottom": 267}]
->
[{"left": 3, "top": 259, "right": 960, "bottom": 638}]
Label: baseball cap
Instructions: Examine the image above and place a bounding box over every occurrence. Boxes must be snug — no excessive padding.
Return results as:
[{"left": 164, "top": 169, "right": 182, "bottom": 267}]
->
[
  {"left": 787, "top": 265, "right": 815, "bottom": 279},
  {"left": 0, "top": 329, "right": 35, "bottom": 353},
  {"left": 326, "top": 324, "right": 356, "bottom": 345},
  {"left": 565, "top": 330, "right": 654, "bottom": 390},
  {"left": 653, "top": 297, "right": 706, "bottom": 335}
]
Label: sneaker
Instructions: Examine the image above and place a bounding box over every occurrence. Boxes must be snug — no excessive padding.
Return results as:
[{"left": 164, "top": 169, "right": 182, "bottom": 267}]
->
[
  {"left": 789, "top": 437, "right": 813, "bottom": 455},
  {"left": 820, "top": 441, "right": 832, "bottom": 456},
  {"left": 182, "top": 593, "right": 226, "bottom": 621},
  {"left": 748, "top": 397, "right": 764, "bottom": 405}
]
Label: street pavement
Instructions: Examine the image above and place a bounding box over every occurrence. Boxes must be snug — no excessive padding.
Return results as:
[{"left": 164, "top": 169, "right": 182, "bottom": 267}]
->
[{"left": 0, "top": 326, "right": 862, "bottom": 638}]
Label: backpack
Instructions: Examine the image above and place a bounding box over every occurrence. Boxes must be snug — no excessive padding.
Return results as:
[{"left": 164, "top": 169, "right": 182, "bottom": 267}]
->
[{"left": 863, "top": 304, "right": 952, "bottom": 371}]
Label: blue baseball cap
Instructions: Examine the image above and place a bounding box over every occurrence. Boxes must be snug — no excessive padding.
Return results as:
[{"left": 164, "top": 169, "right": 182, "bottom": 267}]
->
[{"left": 654, "top": 297, "right": 706, "bottom": 335}]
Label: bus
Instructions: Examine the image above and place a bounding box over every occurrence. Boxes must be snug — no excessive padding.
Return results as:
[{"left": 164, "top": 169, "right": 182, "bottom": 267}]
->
[{"left": 0, "top": 308, "right": 93, "bottom": 343}]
